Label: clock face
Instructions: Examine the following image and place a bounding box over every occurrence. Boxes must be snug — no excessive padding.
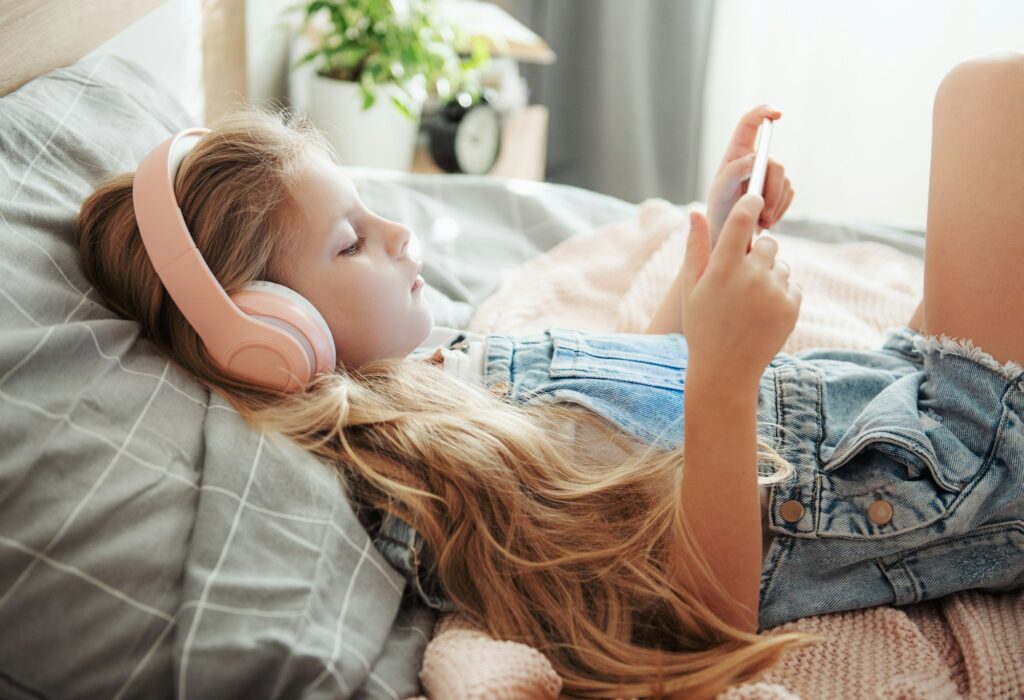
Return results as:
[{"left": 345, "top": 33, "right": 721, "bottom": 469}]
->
[{"left": 454, "top": 106, "right": 501, "bottom": 175}]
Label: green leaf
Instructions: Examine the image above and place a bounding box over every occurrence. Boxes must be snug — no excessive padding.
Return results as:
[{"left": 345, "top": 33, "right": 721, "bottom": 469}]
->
[
  {"left": 360, "top": 71, "right": 377, "bottom": 108},
  {"left": 391, "top": 95, "right": 413, "bottom": 120},
  {"left": 470, "top": 35, "right": 491, "bottom": 67},
  {"left": 302, "top": 0, "right": 327, "bottom": 15},
  {"left": 294, "top": 47, "right": 322, "bottom": 68},
  {"left": 296, "top": 0, "right": 487, "bottom": 93},
  {"left": 332, "top": 45, "right": 368, "bottom": 68}
]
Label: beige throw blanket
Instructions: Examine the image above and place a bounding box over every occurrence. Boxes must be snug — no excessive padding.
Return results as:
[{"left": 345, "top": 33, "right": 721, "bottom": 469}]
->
[
  {"left": 468, "top": 199, "right": 924, "bottom": 349},
  {"left": 410, "top": 199, "right": 1024, "bottom": 699}
]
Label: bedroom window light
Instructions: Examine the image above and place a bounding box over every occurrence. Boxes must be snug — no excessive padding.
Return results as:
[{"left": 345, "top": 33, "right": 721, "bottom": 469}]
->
[{"left": 700, "top": 0, "right": 1024, "bottom": 230}]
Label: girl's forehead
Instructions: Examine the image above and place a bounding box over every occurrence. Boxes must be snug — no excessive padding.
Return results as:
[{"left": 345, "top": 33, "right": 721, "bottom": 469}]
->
[{"left": 301, "top": 151, "right": 360, "bottom": 210}]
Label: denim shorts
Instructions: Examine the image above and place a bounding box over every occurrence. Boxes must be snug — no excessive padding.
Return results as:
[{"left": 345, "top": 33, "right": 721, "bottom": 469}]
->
[
  {"left": 756, "top": 325, "right": 1024, "bottom": 630},
  {"left": 374, "top": 326, "right": 1024, "bottom": 630}
]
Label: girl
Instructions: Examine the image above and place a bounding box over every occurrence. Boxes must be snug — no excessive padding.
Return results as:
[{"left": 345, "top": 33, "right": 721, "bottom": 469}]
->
[{"left": 76, "top": 52, "right": 1024, "bottom": 699}]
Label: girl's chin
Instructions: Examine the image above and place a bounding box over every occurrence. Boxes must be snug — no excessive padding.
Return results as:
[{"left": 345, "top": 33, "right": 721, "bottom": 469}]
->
[{"left": 419, "top": 313, "right": 435, "bottom": 339}]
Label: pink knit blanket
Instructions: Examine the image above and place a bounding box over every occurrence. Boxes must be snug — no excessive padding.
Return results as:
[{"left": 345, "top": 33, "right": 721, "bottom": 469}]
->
[{"left": 408, "top": 200, "right": 1024, "bottom": 699}]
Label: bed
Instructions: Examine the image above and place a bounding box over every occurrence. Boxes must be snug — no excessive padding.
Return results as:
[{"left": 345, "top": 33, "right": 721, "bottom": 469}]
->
[{"left": 2, "top": 4, "right": 1019, "bottom": 699}]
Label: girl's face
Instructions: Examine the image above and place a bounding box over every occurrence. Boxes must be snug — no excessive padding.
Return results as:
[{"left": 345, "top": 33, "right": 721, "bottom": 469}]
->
[{"left": 272, "top": 150, "right": 433, "bottom": 370}]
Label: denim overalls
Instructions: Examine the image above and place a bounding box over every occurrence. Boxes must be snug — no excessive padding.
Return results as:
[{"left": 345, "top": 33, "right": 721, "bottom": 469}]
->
[{"left": 374, "top": 326, "right": 1024, "bottom": 632}]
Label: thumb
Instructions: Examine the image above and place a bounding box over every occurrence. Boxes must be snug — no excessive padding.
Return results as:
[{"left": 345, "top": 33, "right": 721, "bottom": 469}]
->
[
  {"left": 682, "top": 210, "right": 711, "bottom": 299},
  {"left": 716, "top": 192, "right": 765, "bottom": 262}
]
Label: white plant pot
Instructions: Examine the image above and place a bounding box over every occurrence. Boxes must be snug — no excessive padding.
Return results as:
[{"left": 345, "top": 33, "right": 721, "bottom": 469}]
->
[{"left": 309, "top": 74, "right": 422, "bottom": 171}]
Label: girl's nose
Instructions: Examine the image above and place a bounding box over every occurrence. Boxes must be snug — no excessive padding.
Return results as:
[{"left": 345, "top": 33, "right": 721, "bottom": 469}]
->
[{"left": 389, "top": 222, "right": 413, "bottom": 257}]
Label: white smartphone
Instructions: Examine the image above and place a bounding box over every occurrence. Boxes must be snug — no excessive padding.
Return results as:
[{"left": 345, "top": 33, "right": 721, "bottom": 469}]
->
[{"left": 747, "top": 117, "right": 773, "bottom": 199}]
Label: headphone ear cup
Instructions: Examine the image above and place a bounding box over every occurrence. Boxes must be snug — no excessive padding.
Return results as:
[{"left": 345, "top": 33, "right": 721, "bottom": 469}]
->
[{"left": 230, "top": 281, "right": 337, "bottom": 382}]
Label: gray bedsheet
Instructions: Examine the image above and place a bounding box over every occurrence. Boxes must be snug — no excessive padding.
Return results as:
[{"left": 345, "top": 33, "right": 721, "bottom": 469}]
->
[{"left": 0, "top": 53, "right": 925, "bottom": 699}]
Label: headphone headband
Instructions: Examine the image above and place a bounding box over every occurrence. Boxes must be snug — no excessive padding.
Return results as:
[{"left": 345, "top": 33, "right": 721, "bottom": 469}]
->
[
  {"left": 133, "top": 128, "right": 250, "bottom": 345},
  {"left": 132, "top": 128, "right": 336, "bottom": 391}
]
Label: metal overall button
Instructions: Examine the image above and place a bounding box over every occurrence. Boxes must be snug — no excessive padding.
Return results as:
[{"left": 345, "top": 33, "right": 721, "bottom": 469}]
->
[
  {"left": 780, "top": 500, "right": 804, "bottom": 523},
  {"left": 867, "top": 499, "right": 894, "bottom": 525}
]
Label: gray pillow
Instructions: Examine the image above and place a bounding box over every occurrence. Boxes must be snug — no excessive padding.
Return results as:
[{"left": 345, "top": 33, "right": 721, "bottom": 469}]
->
[{"left": 0, "top": 53, "right": 434, "bottom": 699}]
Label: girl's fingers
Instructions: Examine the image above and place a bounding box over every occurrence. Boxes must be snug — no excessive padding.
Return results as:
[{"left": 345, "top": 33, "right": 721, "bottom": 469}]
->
[
  {"left": 771, "top": 168, "right": 787, "bottom": 220},
  {"left": 774, "top": 258, "right": 790, "bottom": 278},
  {"left": 750, "top": 233, "right": 778, "bottom": 267},
  {"left": 683, "top": 210, "right": 712, "bottom": 296},
  {"left": 779, "top": 187, "right": 795, "bottom": 219},
  {"left": 760, "top": 160, "right": 785, "bottom": 225},
  {"left": 789, "top": 280, "right": 803, "bottom": 304},
  {"left": 719, "top": 105, "right": 783, "bottom": 170},
  {"left": 714, "top": 193, "right": 765, "bottom": 263},
  {"left": 768, "top": 183, "right": 794, "bottom": 228},
  {"left": 722, "top": 153, "right": 757, "bottom": 189}
]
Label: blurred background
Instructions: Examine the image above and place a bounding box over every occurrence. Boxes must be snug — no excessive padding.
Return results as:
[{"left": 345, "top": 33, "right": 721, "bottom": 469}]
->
[
  {"left": 493, "top": 0, "right": 1024, "bottom": 230},
  {"left": 91, "top": 0, "right": 1024, "bottom": 231}
]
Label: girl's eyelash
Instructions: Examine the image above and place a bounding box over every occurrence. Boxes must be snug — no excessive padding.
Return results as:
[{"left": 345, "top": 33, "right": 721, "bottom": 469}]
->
[{"left": 340, "top": 237, "right": 364, "bottom": 256}]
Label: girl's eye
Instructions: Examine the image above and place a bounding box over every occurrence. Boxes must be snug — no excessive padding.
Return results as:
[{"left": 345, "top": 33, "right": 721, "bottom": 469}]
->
[{"left": 340, "top": 237, "right": 364, "bottom": 256}]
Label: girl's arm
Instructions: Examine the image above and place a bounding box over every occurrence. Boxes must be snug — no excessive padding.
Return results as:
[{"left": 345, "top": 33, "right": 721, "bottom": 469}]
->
[
  {"left": 680, "top": 367, "right": 761, "bottom": 632},
  {"left": 671, "top": 195, "right": 801, "bottom": 633},
  {"left": 645, "top": 209, "right": 713, "bottom": 336}
]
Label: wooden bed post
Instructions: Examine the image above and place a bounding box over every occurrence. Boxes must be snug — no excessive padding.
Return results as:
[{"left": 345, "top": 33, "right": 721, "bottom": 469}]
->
[{"left": 202, "top": 0, "right": 248, "bottom": 125}]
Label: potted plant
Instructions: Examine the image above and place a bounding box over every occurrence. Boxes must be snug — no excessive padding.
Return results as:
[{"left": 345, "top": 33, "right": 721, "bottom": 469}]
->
[{"left": 288, "top": 0, "right": 491, "bottom": 171}]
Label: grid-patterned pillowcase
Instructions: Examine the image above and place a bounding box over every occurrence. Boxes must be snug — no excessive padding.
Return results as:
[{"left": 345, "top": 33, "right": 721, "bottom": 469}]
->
[{"left": 0, "top": 54, "right": 433, "bottom": 699}]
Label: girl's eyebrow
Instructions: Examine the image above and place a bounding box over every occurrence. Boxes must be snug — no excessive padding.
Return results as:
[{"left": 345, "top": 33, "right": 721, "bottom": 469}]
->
[
  {"left": 321, "top": 180, "right": 362, "bottom": 250},
  {"left": 323, "top": 201, "right": 358, "bottom": 251},
  {"left": 332, "top": 186, "right": 361, "bottom": 225},
  {"left": 323, "top": 219, "right": 350, "bottom": 254}
]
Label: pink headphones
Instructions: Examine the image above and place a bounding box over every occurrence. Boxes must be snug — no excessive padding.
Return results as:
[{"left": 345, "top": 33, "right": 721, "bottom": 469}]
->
[{"left": 132, "top": 128, "right": 337, "bottom": 392}]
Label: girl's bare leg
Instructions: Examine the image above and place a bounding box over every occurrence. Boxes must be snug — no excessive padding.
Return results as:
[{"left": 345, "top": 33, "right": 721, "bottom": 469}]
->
[
  {"left": 921, "top": 51, "right": 1024, "bottom": 366},
  {"left": 907, "top": 298, "right": 924, "bottom": 333}
]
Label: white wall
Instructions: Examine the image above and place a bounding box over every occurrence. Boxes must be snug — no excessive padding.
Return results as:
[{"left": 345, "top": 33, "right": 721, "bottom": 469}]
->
[
  {"left": 246, "top": 0, "right": 304, "bottom": 111},
  {"left": 700, "top": 0, "right": 1024, "bottom": 230},
  {"left": 86, "top": 0, "right": 205, "bottom": 124}
]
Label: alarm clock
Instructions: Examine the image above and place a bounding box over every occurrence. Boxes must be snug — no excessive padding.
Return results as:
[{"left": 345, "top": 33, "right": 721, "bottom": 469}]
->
[{"left": 428, "top": 94, "right": 503, "bottom": 175}]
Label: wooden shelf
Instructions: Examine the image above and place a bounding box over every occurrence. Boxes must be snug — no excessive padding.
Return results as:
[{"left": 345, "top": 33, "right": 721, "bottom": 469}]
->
[{"left": 412, "top": 104, "right": 549, "bottom": 181}]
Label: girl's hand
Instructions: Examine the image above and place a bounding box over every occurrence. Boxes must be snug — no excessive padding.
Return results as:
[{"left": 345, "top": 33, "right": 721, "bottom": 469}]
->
[
  {"left": 706, "top": 105, "right": 794, "bottom": 245},
  {"left": 681, "top": 194, "right": 801, "bottom": 387}
]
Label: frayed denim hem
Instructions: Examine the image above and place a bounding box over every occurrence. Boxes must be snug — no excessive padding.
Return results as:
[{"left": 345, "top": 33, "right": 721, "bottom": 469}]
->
[{"left": 912, "top": 332, "right": 1024, "bottom": 385}]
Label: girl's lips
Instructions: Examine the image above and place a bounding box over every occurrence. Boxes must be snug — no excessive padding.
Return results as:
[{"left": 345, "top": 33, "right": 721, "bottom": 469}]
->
[{"left": 411, "top": 275, "right": 424, "bottom": 292}]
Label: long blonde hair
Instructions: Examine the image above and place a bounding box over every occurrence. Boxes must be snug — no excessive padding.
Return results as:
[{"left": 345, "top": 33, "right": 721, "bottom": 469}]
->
[{"left": 77, "top": 105, "right": 821, "bottom": 698}]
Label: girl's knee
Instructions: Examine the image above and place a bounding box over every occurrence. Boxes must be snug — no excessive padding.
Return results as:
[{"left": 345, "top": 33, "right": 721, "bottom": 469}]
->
[{"left": 935, "top": 50, "right": 1024, "bottom": 110}]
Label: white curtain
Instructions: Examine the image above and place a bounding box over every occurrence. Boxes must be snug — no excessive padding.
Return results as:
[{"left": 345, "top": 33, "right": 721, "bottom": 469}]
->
[{"left": 699, "top": 0, "right": 1024, "bottom": 230}]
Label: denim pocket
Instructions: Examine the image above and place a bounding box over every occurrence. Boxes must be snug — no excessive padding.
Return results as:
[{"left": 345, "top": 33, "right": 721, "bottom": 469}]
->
[
  {"left": 547, "top": 327, "right": 687, "bottom": 391},
  {"left": 879, "top": 520, "right": 1024, "bottom": 605},
  {"left": 524, "top": 328, "right": 688, "bottom": 450},
  {"left": 818, "top": 373, "right": 965, "bottom": 494},
  {"left": 821, "top": 427, "right": 958, "bottom": 493}
]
